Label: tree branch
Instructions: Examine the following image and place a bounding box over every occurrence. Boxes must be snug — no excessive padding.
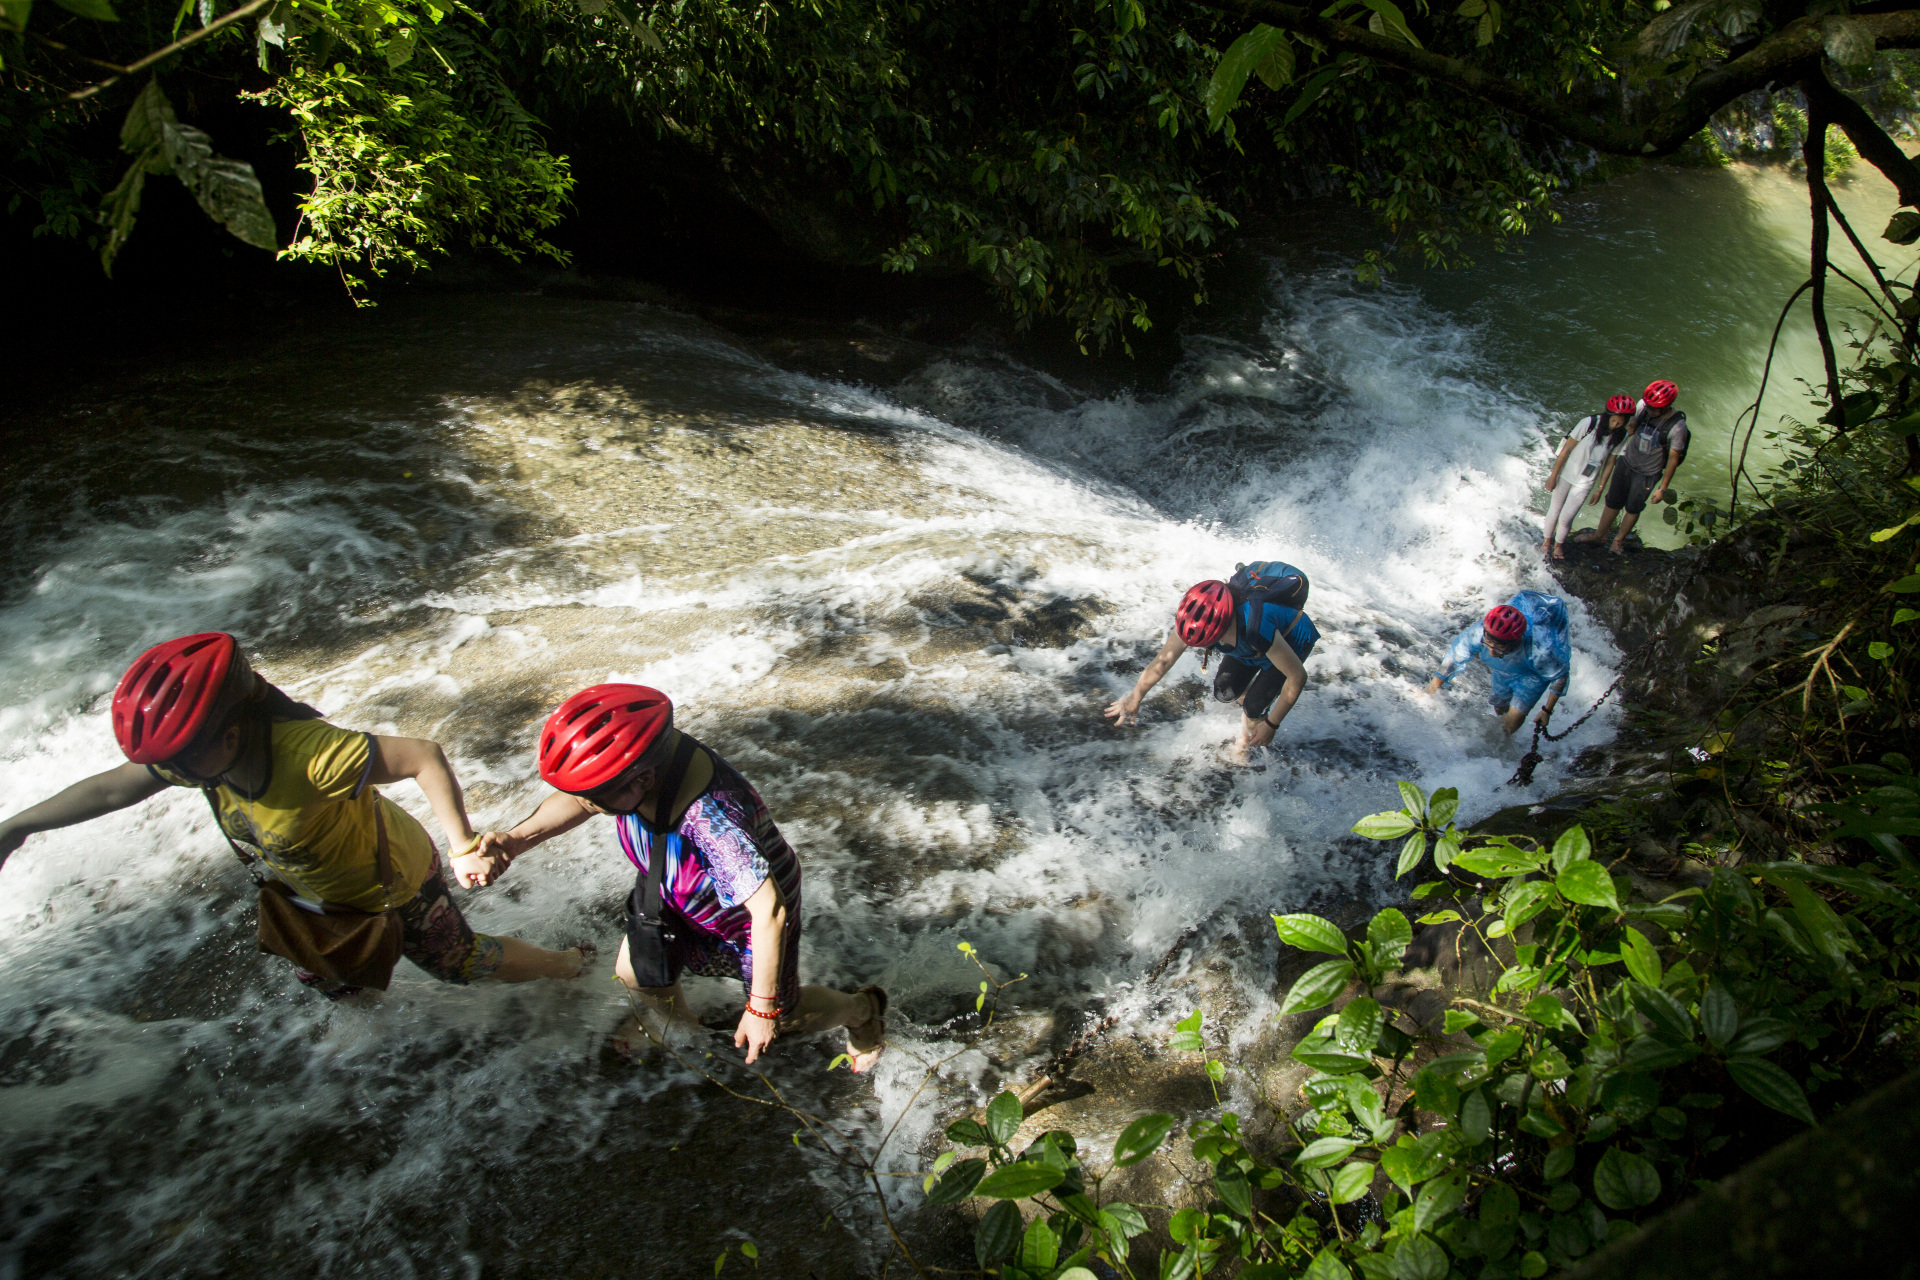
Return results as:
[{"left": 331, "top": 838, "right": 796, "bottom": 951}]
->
[
  {"left": 68, "top": 0, "right": 276, "bottom": 102},
  {"left": 1803, "top": 79, "right": 1846, "bottom": 430},
  {"left": 1200, "top": 2, "right": 1920, "bottom": 168},
  {"left": 1802, "top": 71, "right": 1920, "bottom": 208}
]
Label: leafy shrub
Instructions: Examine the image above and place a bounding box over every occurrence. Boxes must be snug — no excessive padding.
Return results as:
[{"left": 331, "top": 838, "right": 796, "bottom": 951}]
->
[{"left": 918, "top": 782, "right": 1919, "bottom": 1279}]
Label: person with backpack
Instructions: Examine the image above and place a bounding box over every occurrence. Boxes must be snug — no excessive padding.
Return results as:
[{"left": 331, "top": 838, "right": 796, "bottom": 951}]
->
[
  {"left": 471, "top": 685, "right": 887, "bottom": 1071},
  {"left": 1585, "top": 379, "right": 1690, "bottom": 554},
  {"left": 1103, "top": 561, "right": 1319, "bottom": 758},
  {"left": 0, "top": 633, "right": 591, "bottom": 997},
  {"left": 1541, "top": 395, "right": 1633, "bottom": 561},
  {"left": 1423, "top": 592, "right": 1572, "bottom": 735}
]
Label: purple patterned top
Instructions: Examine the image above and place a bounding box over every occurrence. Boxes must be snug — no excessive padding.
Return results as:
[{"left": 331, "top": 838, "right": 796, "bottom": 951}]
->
[{"left": 614, "top": 748, "right": 803, "bottom": 951}]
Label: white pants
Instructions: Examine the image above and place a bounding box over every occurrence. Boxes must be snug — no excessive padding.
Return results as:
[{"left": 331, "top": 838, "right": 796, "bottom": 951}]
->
[{"left": 1543, "top": 478, "right": 1595, "bottom": 544}]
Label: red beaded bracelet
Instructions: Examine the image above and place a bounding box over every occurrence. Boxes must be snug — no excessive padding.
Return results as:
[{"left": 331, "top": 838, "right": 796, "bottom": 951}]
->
[{"left": 744, "top": 1002, "right": 780, "bottom": 1020}]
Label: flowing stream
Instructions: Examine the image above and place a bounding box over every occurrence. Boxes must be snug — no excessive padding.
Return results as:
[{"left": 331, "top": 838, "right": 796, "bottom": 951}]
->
[{"left": 0, "top": 158, "right": 1903, "bottom": 1277}]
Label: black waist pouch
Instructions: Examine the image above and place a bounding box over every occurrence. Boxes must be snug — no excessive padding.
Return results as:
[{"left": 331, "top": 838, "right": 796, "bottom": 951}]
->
[{"left": 625, "top": 736, "right": 696, "bottom": 989}]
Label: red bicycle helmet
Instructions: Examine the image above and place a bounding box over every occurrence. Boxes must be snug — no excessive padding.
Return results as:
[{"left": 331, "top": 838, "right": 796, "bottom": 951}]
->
[
  {"left": 538, "top": 684, "right": 673, "bottom": 793},
  {"left": 1643, "top": 380, "right": 1678, "bottom": 408},
  {"left": 1483, "top": 606, "right": 1528, "bottom": 643},
  {"left": 111, "top": 632, "right": 255, "bottom": 764},
  {"left": 1606, "top": 395, "right": 1635, "bottom": 415},
  {"left": 1175, "top": 581, "right": 1234, "bottom": 648}
]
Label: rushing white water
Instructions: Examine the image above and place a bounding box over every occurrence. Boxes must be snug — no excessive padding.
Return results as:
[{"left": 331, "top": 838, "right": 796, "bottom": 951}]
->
[{"left": 0, "top": 257, "right": 1624, "bottom": 1275}]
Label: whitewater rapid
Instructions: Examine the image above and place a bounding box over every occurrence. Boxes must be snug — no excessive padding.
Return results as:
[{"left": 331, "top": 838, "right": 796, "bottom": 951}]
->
[{"left": 0, "top": 265, "right": 1621, "bottom": 1276}]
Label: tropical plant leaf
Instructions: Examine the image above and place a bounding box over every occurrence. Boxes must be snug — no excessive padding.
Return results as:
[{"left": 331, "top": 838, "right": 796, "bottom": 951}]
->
[
  {"left": 1275, "top": 912, "right": 1349, "bottom": 955},
  {"left": 974, "top": 1200, "right": 1022, "bottom": 1266},
  {"left": 1353, "top": 810, "right": 1417, "bottom": 839},
  {"left": 1280, "top": 958, "right": 1357, "bottom": 1014},
  {"left": 985, "top": 1091, "right": 1022, "bottom": 1145},
  {"left": 1620, "top": 927, "right": 1662, "bottom": 987},
  {"left": 1592, "top": 1147, "right": 1661, "bottom": 1209},
  {"left": 1556, "top": 860, "right": 1620, "bottom": 910},
  {"left": 160, "top": 121, "right": 277, "bottom": 251},
  {"left": 1392, "top": 1231, "right": 1449, "bottom": 1280},
  {"left": 925, "top": 1157, "right": 987, "bottom": 1205},
  {"left": 1550, "top": 824, "right": 1591, "bottom": 870},
  {"left": 1629, "top": 982, "right": 1696, "bottom": 1044},
  {"left": 1726, "top": 1056, "right": 1816, "bottom": 1124},
  {"left": 972, "top": 1160, "right": 1065, "bottom": 1200},
  {"left": 1368, "top": 908, "right": 1413, "bottom": 965},
  {"left": 1112, "top": 1114, "right": 1178, "bottom": 1167},
  {"left": 1295, "top": 1136, "right": 1362, "bottom": 1170},
  {"left": 1397, "top": 830, "right": 1428, "bottom": 877},
  {"left": 1428, "top": 787, "right": 1460, "bottom": 828},
  {"left": 1699, "top": 983, "right": 1738, "bottom": 1049},
  {"left": 1205, "top": 24, "right": 1294, "bottom": 129},
  {"left": 1337, "top": 997, "right": 1385, "bottom": 1056}
]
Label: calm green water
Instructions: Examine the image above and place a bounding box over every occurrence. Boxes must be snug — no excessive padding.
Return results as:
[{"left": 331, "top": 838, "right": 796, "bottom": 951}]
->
[{"left": 1410, "top": 158, "right": 1912, "bottom": 546}]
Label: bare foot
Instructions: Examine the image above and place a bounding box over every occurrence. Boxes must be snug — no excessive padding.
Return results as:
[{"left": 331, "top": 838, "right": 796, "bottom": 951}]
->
[
  {"left": 1608, "top": 539, "right": 1627, "bottom": 555},
  {"left": 608, "top": 1013, "right": 661, "bottom": 1062},
  {"left": 1552, "top": 543, "right": 1566, "bottom": 561},
  {"left": 848, "top": 987, "right": 887, "bottom": 1074}
]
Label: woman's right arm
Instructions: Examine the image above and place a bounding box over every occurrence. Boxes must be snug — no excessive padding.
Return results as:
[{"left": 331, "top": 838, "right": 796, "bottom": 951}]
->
[
  {"left": 1104, "top": 631, "right": 1189, "bottom": 725},
  {"left": 0, "top": 762, "right": 168, "bottom": 868},
  {"left": 475, "top": 790, "right": 599, "bottom": 867},
  {"left": 1545, "top": 433, "right": 1576, "bottom": 490}
]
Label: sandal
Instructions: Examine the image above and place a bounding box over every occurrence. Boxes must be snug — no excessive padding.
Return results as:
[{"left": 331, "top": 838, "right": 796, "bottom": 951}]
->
[{"left": 848, "top": 985, "right": 888, "bottom": 1074}]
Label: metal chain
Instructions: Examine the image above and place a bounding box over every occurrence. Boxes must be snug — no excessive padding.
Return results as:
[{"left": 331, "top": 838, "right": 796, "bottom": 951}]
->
[{"left": 1507, "top": 674, "right": 1625, "bottom": 787}]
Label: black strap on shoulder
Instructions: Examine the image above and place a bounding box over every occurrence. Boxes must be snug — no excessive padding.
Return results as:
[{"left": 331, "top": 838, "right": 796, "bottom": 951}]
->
[
  {"left": 202, "top": 787, "right": 264, "bottom": 883},
  {"left": 636, "top": 735, "right": 699, "bottom": 928}
]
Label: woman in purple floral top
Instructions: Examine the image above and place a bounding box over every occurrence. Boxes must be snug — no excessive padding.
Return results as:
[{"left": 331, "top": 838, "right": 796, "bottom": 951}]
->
[{"left": 476, "top": 687, "right": 886, "bottom": 1072}]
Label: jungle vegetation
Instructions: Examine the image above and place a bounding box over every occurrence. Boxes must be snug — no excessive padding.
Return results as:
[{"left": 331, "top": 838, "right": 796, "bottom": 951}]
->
[{"left": 9, "top": 0, "right": 1920, "bottom": 352}]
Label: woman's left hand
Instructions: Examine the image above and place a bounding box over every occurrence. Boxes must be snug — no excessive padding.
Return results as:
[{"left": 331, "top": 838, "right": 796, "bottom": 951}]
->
[
  {"left": 452, "top": 845, "right": 509, "bottom": 888},
  {"left": 735, "top": 1007, "right": 778, "bottom": 1064}
]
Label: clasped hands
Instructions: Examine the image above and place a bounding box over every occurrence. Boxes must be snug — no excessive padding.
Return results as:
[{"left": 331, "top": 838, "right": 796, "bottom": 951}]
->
[{"left": 450, "top": 830, "right": 529, "bottom": 889}]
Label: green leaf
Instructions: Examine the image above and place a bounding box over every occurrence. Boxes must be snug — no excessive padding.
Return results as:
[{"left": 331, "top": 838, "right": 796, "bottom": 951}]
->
[
  {"left": 159, "top": 119, "right": 276, "bottom": 251},
  {"left": 1305, "top": 1246, "right": 1356, "bottom": 1280},
  {"left": 1417, "top": 909, "right": 1462, "bottom": 925},
  {"left": 1475, "top": 1026, "right": 1524, "bottom": 1067},
  {"left": 1099, "top": 1202, "right": 1148, "bottom": 1239},
  {"left": 1823, "top": 15, "right": 1875, "bottom": 69},
  {"left": 1502, "top": 880, "right": 1558, "bottom": 931},
  {"left": 1357, "top": 0, "right": 1423, "bottom": 48},
  {"left": 1434, "top": 829, "right": 1463, "bottom": 873},
  {"left": 1459, "top": 1087, "right": 1492, "bottom": 1143},
  {"left": 1413, "top": 1066, "right": 1461, "bottom": 1119},
  {"left": 985, "top": 1091, "right": 1022, "bottom": 1145},
  {"left": 975, "top": 1200, "right": 1022, "bottom": 1265},
  {"left": 1522, "top": 993, "right": 1579, "bottom": 1033},
  {"left": 1018, "top": 1216, "right": 1059, "bottom": 1272},
  {"left": 1699, "top": 984, "right": 1738, "bottom": 1049},
  {"left": 1274, "top": 913, "right": 1349, "bottom": 955},
  {"left": 1592, "top": 1147, "right": 1661, "bottom": 1209},
  {"left": 1870, "top": 641, "right": 1895, "bottom": 660},
  {"left": 1392, "top": 1231, "right": 1449, "bottom": 1280},
  {"left": 1205, "top": 24, "right": 1294, "bottom": 129},
  {"left": 1884, "top": 210, "right": 1920, "bottom": 246},
  {"left": 1380, "top": 1133, "right": 1450, "bottom": 1190},
  {"left": 1112, "top": 1114, "right": 1178, "bottom": 1167},
  {"left": 1328, "top": 1162, "right": 1375, "bottom": 1206},
  {"left": 945, "top": 1118, "right": 992, "bottom": 1146},
  {"left": 1338, "top": 997, "right": 1385, "bottom": 1056},
  {"left": 52, "top": 0, "right": 115, "bottom": 16},
  {"left": 1529, "top": 1045, "right": 1572, "bottom": 1080},
  {"left": 1726, "top": 1057, "right": 1816, "bottom": 1124},
  {"left": 1450, "top": 846, "right": 1543, "bottom": 878},
  {"left": 1551, "top": 825, "right": 1592, "bottom": 871},
  {"left": 1888, "top": 575, "right": 1920, "bottom": 593},
  {"left": 972, "top": 1161, "right": 1065, "bottom": 1200},
  {"left": 1782, "top": 878, "right": 1855, "bottom": 968},
  {"left": 1398, "top": 781, "right": 1428, "bottom": 819},
  {"left": 1397, "top": 831, "right": 1428, "bottom": 877},
  {"left": 1620, "top": 928, "right": 1662, "bottom": 988},
  {"left": 1544, "top": 1145, "right": 1575, "bottom": 1181},
  {"left": 1280, "top": 959, "right": 1357, "bottom": 1014},
  {"left": 1296, "top": 1136, "right": 1362, "bottom": 1170},
  {"left": 1353, "top": 810, "right": 1417, "bottom": 839},
  {"left": 925, "top": 1158, "right": 987, "bottom": 1204},
  {"left": 1725, "top": 1017, "right": 1795, "bottom": 1056},
  {"left": 1283, "top": 59, "right": 1346, "bottom": 126},
  {"left": 1414, "top": 1170, "right": 1467, "bottom": 1232},
  {"left": 1895, "top": 609, "right": 1920, "bottom": 626},
  {"left": 1629, "top": 981, "right": 1696, "bottom": 1044},
  {"left": 1428, "top": 787, "right": 1460, "bottom": 829},
  {"left": 1215, "top": 1165, "right": 1254, "bottom": 1217},
  {"left": 1368, "top": 908, "right": 1413, "bottom": 965},
  {"left": 1169, "top": 1007, "right": 1205, "bottom": 1053},
  {"left": 1556, "top": 860, "right": 1620, "bottom": 911}
]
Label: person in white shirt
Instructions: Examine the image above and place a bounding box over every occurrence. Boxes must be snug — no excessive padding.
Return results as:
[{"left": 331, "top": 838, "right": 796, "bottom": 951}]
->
[{"left": 1540, "top": 395, "right": 1633, "bottom": 561}]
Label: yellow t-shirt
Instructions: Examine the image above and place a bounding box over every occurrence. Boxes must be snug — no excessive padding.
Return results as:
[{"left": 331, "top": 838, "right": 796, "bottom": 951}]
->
[{"left": 153, "top": 719, "right": 436, "bottom": 911}]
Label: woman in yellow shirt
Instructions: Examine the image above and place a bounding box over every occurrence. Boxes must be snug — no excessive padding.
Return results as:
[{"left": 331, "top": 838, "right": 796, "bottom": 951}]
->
[{"left": 0, "top": 633, "right": 587, "bottom": 997}]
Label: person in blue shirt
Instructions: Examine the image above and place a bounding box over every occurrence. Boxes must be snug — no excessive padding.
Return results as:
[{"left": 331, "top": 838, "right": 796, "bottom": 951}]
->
[
  {"left": 1424, "top": 592, "right": 1572, "bottom": 735},
  {"left": 1105, "top": 563, "right": 1320, "bottom": 758}
]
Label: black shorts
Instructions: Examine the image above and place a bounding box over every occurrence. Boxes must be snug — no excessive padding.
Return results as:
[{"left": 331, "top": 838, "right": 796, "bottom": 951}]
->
[
  {"left": 1213, "top": 656, "right": 1296, "bottom": 720},
  {"left": 1606, "top": 466, "right": 1660, "bottom": 515}
]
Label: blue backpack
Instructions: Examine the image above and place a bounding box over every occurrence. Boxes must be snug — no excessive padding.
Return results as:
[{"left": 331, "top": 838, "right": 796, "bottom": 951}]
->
[
  {"left": 1228, "top": 560, "right": 1310, "bottom": 614},
  {"left": 1509, "top": 590, "right": 1568, "bottom": 636}
]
